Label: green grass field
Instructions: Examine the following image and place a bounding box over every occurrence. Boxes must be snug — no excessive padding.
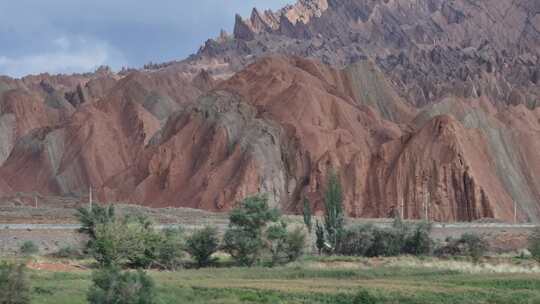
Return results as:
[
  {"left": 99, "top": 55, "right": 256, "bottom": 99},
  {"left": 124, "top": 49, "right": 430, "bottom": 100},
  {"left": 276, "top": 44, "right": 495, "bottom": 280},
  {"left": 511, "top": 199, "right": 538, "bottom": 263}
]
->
[{"left": 24, "top": 256, "right": 540, "bottom": 304}]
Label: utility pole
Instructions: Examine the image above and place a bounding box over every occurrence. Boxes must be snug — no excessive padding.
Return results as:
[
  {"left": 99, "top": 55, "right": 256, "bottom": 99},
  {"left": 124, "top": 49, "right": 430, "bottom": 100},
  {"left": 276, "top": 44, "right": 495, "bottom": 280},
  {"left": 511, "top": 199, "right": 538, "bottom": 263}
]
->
[
  {"left": 401, "top": 198, "right": 405, "bottom": 220},
  {"left": 34, "top": 195, "right": 38, "bottom": 209},
  {"left": 89, "top": 187, "right": 93, "bottom": 211},
  {"left": 514, "top": 201, "right": 517, "bottom": 224}
]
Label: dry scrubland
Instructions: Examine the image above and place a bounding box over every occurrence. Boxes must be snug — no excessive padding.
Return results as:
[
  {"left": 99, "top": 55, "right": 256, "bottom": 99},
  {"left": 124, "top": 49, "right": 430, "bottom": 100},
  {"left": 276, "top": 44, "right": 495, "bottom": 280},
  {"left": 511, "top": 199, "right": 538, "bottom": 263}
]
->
[{"left": 11, "top": 255, "right": 540, "bottom": 304}]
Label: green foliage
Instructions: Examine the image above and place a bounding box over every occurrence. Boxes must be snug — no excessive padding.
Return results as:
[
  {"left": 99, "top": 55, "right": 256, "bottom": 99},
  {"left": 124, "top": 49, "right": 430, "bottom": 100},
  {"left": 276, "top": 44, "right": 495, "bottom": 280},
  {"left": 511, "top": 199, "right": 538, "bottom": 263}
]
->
[
  {"left": 460, "top": 233, "right": 488, "bottom": 263},
  {"left": 403, "top": 221, "right": 432, "bottom": 256},
  {"left": 435, "top": 233, "right": 488, "bottom": 262},
  {"left": 54, "top": 245, "right": 82, "bottom": 259},
  {"left": 367, "top": 227, "right": 404, "bottom": 257},
  {"left": 89, "top": 215, "right": 163, "bottom": 268},
  {"left": 335, "top": 220, "right": 432, "bottom": 257},
  {"left": 337, "top": 225, "right": 374, "bottom": 256},
  {"left": 324, "top": 171, "right": 345, "bottom": 251},
  {"left": 76, "top": 204, "right": 116, "bottom": 239},
  {"left": 223, "top": 195, "right": 280, "bottom": 266},
  {"left": 156, "top": 228, "right": 185, "bottom": 270},
  {"left": 352, "top": 289, "right": 378, "bottom": 304},
  {"left": 19, "top": 241, "right": 39, "bottom": 255},
  {"left": 228, "top": 195, "right": 280, "bottom": 233},
  {"left": 265, "top": 222, "right": 306, "bottom": 266},
  {"left": 223, "top": 227, "right": 263, "bottom": 267},
  {"left": 528, "top": 227, "right": 540, "bottom": 263},
  {"left": 284, "top": 227, "right": 307, "bottom": 263},
  {"left": 87, "top": 266, "right": 156, "bottom": 304},
  {"left": 186, "top": 226, "right": 220, "bottom": 268},
  {"left": 315, "top": 220, "right": 326, "bottom": 255},
  {"left": 302, "top": 198, "right": 313, "bottom": 232},
  {"left": 0, "top": 262, "right": 30, "bottom": 304}
]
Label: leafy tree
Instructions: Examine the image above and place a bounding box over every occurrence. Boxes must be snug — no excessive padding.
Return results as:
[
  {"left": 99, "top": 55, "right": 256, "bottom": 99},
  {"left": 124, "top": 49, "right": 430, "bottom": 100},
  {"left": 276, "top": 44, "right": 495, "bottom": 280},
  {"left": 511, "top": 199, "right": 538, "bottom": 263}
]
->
[
  {"left": 19, "top": 241, "right": 39, "bottom": 256},
  {"left": 324, "top": 170, "right": 345, "bottom": 251},
  {"left": 223, "top": 195, "right": 280, "bottom": 266},
  {"left": 315, "top": 220, "right": 326, "bottom": 255},
  {"left": 0, "top": 262, "right": 30, "bottom": 304},
  {"left": 186, "top": 226, "right": 220, "bottom": 268},
  {"left": 529, "top": 227, "right": 540, "bottom": 262},
  {"left": 76, "top": 204, "right": 116, "bottom": 239},
  {"left": 302, "top": 198, "right": 313, "bottom": 232},
  {"left": 90, "top": 220, "right": 133, "bottom": 266},
  {"left": 156, "top": 227, "right": 185, "bottom": 270},
  {"left": 223, "top": 227, "right": 263, "bottom": 266},
  {"left": 265, "top": 222, "right": 289, "bottom": 266},
  {"left": 87, "top": 266, "right": 156, "bottom": 304},
  {"left": 403, "top": 221, "right": 432, "bottom": 256}
]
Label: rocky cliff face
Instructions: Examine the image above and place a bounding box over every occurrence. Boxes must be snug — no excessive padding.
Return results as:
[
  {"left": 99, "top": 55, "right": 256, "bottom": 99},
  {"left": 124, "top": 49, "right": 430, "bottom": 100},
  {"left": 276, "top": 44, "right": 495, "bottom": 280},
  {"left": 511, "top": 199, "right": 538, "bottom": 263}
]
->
[{"left": 0, "top": 0, "right": 539, "bottom": 222}]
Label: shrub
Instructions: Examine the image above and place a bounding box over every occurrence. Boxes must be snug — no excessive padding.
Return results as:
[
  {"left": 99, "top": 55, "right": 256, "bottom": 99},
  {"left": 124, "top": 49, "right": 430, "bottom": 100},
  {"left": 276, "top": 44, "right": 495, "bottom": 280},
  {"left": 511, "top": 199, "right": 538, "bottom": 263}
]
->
[
  {"left": 528, "top": 227, "right": 540, "bottom": 262},
  {"left": 352, "top": 289, "right": 378, "bottom": 304},
  {"left": 156, "top": 227, "right": 185, "bottom": 270},
  {"left": 186, "top": 226, "right": 220, "bottom": 268},
  {"left": 460, "top": 233, "right": 488, "bottom": 262},
  {"left": 434, "top": 233, "right": 488, "bottom": 262},
  {"left": 265, "top": 223, "right": 306, "bottom": 266},
  {"left": 88, "top": 214, "right": 166, "bottom": 268},
  {"left": 0, "top": 262, "right": 30, "bottom": 304},
  {"left": 337, "top": 225, "right": 374, "bottom": 256},
  {"left": 223, "top": 195, "right": 280, "bottom": 266},
  {"left": 366, "top": 228, "right": 404, "bottom": 257},
  {"left": 87, "top": 266, "right": 156, "bottom": 304},
  {"left": 403, "top": 222, "right": 432, "bottom": 256},
  {"left": 54, "top": 245, "right": 82, "bottom": 259},
  {"left": 284, "top": 227, "right": 307, "bottom": 263},
  {"left": 19, "top": 241, "right": 39, "bottom": 255}
]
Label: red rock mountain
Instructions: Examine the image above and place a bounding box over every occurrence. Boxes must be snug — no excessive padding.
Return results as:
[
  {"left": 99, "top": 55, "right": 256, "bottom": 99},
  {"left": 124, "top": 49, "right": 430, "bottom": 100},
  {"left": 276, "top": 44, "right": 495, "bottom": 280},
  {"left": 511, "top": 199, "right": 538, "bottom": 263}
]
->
[{"left": 0, "top": 0, "right": 539, "bottom": 222}]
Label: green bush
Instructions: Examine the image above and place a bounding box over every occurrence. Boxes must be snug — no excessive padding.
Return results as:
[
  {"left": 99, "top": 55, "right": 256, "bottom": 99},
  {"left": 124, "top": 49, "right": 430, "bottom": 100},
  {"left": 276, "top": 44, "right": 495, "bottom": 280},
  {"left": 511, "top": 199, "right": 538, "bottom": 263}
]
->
[
  {"left": 186, "top": 226, "right": 220, "bottom": 268},
  {"left": 54, "top": 245, "right": 82, "bottom": 259},
  {"left": 403, "top": 222, "right": 432, "bottom": 256},
  {"left": 367, "top": 228, "right": 404, "bottom": 257},
  {"left": 156, "top": 227, "right": 185, "bottom": 270},
  {"left": 223, "top": 195, "right": 280, "bottom": 266},
  {"left": 19, "top": 241, "right": 39, "bottom": 255},
  {"left": 337, "top": 225, "right": 374, "bottom": 256},
  {"left": 284, "top": 227, "right": 307, "bottom": 263},
  {"left": 528, "top": 227, "right": 540, "bottom": 262},
  {"left": 76, "top": 204, "right": 116, "bottom": 239},
  {"left": 352, "top": 289, "right": 378, "bottom": 304},
  {"left": 223, "top": 227, "right": 263, "bottom": 267},
  {"left": 434, "top": 233, "right": 488, "bottom": 262},
  {"left": 265, "top": 222, "right": 306, "bottom": 266},
  {"left": 460, "top": 233, "right": 488, "bottom": 262},
  {"left": 88, "top": 214, "right": 169, "bottom": 268},
  {"left": 0, "top": 262, "right": 30, "bottom": 304},
  {"left": 87, "top": 266, "right": 156, "bottom": 304}
]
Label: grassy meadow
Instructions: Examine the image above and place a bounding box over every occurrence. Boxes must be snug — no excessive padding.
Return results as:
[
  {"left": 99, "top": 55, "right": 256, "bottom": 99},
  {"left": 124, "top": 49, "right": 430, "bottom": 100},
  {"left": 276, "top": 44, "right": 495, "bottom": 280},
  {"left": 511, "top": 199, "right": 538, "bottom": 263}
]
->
[{"left": 25, "top": 256, "right": 540, "bottom": 304}]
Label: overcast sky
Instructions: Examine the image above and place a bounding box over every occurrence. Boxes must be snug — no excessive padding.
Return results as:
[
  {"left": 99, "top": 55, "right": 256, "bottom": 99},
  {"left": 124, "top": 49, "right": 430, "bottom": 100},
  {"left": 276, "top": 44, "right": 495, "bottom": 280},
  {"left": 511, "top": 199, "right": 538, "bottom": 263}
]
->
[{"left": 0, "top": 0, "right": 292, "bottom": 78}]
